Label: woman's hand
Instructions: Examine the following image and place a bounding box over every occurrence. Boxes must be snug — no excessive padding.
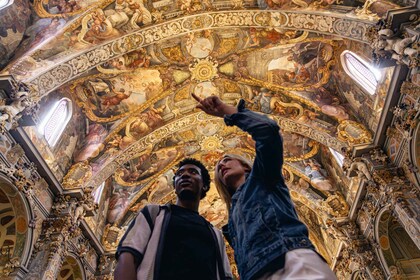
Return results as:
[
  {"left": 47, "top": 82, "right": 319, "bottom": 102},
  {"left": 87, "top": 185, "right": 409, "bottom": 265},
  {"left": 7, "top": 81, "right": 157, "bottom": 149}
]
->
[{"left": 192, "top": 93, "right": 237, "bottom": 117}]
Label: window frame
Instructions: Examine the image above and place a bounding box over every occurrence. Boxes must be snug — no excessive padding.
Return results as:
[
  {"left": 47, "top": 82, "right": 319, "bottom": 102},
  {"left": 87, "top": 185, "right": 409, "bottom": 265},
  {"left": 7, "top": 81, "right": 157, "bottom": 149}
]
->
[{"left": 38, "top": 98, "right": 72, "bottom": 148}]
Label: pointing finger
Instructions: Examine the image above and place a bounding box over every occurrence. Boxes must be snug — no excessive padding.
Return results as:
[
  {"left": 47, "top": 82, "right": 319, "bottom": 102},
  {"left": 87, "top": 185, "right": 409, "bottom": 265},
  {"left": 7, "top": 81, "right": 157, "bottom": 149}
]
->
[{"left": 191, "top": 93, "right": 202, "bottom": 103}]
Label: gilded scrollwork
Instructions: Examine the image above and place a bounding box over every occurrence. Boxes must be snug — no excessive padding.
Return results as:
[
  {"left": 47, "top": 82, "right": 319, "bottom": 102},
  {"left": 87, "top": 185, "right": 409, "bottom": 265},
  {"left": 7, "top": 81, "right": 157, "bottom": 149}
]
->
[
  {"left": 337, "top": 120, "right": 372, "bottom": 145},
  {"left": 400, "top": 81, "right": 420, "bottom": 99},
  {"left": 28, "top": 10, "right": 375, "bottom": 97},
  {"left": 62, "top": 161, "right": 93, "bottom": 189},
  {"left": 102, "top": 224, "right": 126, "bottom": 251}
]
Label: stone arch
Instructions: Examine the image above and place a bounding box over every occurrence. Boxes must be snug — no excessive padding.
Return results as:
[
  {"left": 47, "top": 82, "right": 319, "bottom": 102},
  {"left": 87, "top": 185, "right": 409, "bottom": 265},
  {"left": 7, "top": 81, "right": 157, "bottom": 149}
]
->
[
  {"left": 57, "top": 254, "right": 86, "bottom": 280},
  {"left": 0, "top": 174, "right": 35, "bottom": 273},
  {"left": 375, "top": 207, "right": 420, "bottom": 279}
]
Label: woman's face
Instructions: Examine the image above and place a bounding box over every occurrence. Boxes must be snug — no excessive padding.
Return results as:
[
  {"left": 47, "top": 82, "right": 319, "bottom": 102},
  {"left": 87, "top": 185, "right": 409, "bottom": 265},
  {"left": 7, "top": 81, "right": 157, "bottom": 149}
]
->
[{"left": 217, "top": 156, "right": 248, "bottom": 190}]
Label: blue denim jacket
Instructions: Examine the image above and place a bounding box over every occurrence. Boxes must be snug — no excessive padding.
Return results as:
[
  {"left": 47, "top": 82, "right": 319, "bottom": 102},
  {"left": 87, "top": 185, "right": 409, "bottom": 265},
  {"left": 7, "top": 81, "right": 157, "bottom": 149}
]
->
[{"left": 224, "top": 100, "right": 315, "bottom": 280}]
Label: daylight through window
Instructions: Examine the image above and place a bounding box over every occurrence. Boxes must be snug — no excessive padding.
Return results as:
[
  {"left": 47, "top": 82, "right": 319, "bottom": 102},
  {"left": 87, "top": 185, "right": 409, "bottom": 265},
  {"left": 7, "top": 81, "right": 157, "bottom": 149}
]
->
[
  {"left": 341, "top": 50, "right": 379, "bottom": 95},
  {"left": 39, "top": 98, "right": 72, "bottom": 147}
]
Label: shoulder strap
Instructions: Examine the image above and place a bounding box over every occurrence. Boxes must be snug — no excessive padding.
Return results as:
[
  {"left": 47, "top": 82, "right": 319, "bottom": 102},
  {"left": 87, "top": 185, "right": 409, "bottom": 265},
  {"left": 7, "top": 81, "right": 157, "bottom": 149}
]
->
[
  {"left": 208, "top": 223, "right": 228, "bottom": 280},
  {"left": 142, "top": 204, "right": 162, "bottom": 231}
]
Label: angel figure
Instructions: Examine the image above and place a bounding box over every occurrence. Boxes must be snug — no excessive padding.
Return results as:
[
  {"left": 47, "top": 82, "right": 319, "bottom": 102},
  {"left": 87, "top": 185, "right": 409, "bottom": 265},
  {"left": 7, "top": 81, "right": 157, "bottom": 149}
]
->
[
  {"left": 373, "top": 29, "right": 418, "bottom": 65},
  {"left": 0, "top": 91, "right": 30, "bottom": 129}
]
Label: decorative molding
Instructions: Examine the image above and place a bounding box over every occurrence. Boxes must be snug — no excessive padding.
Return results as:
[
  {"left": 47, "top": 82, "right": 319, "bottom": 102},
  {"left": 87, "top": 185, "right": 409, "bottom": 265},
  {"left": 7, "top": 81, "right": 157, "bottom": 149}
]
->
[
  {"left": 27, "top": 10, "right": 376, "bottom": 97},
  {"left": 85, "top": 112, "right": 348, "bottom": 188},
  {"left": 0, "top": 77, "right": 38, "bottom": 133}
]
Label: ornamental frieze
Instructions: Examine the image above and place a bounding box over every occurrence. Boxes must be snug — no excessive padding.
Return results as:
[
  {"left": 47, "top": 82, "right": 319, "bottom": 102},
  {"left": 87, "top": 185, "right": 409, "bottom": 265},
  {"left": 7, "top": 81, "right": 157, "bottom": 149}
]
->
[
  {"left": 276, "top": 116, "right": 348, "bottom": 152},
  {"left": 83, "top": 112, "right": 348, "bottom": 189},
  {"left": 28, "top": 10, "right": 376, "bottom": 97}
]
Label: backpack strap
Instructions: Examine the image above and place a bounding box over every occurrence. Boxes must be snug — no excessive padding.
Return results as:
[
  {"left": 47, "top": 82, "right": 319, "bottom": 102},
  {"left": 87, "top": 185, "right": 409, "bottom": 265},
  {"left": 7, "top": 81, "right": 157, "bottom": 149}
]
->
[
  {"left": 142, "top": 204, "right": 162, "bottom": 231},
  {"left": 207, "top": 222, "right": 228, "bottom": 280}
]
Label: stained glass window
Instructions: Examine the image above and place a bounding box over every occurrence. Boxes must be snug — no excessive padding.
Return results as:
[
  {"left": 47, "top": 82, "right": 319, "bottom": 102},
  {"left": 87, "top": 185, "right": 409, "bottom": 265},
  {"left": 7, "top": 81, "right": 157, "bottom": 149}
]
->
[
  {"left": 39, "top": 98, "right": 72, "bottom": 147},
  {"left": 341, "top": 50, "right": 379, "bottom": 95}
]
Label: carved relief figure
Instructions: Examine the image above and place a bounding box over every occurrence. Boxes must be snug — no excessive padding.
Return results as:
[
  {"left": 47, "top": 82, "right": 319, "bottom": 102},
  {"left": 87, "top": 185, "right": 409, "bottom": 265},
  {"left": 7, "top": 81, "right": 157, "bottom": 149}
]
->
[
  {"left": 343, "top": 159, "right": 372, "bottom": 181},
  {"left": 0, "top": 91, "right": 30, "bottom": 129},
  {"left": 372, "top": 29, "right": 418, "bottom": 66}
]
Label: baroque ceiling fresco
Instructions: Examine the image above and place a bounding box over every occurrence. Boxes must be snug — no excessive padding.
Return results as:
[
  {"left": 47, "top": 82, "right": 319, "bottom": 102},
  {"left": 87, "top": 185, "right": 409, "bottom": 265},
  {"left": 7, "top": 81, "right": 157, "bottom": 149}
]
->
[{"left": 0, "top": 0, "right": 411, "bottom": 258}]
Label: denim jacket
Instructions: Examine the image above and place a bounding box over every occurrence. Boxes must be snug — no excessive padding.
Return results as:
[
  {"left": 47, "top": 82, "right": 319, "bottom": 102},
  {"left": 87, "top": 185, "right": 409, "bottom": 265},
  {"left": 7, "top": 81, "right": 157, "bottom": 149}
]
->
[{"left": 224, "top": 100, "right": 315, "bottom": 280}]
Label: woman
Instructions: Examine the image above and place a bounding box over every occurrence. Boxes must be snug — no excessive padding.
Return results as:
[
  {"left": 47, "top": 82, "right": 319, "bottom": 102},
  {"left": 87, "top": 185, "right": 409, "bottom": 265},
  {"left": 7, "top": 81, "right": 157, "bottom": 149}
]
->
[{"left": 193, "top": 93, "right": 336, "bottom": 280}]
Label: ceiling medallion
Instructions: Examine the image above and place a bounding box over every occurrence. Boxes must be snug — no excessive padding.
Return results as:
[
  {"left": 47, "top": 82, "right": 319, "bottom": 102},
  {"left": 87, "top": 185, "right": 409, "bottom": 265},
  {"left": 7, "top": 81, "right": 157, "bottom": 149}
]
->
[
  {"left": 200, "top": 135, "right": 223, "bottom": 151},
  {"left": 189, "top": 57, "right": 219, "bottom": 82}
]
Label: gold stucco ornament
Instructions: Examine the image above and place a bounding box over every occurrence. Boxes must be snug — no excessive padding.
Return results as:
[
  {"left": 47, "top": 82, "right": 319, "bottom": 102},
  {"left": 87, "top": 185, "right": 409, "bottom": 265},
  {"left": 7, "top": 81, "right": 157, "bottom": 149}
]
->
[{"left": 189, "top": 57, "right": 219, "bottom": 82}]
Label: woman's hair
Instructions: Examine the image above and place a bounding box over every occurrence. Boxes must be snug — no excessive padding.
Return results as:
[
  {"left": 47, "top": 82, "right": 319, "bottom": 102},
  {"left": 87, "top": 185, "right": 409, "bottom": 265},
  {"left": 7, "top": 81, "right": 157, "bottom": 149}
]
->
[{"left": 214, "top": 154, "right": 253, "bottom": 211}]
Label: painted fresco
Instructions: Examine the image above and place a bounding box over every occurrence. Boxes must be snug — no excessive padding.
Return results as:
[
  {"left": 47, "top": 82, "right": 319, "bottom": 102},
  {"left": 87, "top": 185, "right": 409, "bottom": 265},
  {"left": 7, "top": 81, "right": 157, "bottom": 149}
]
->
[
  {"left": 107, "top": 184, "right": 140, "bottom": 224},
  {"left": 29, "top": 27, "right": 372, "bottom": 236},
  {"left": 0, "top": 0, "right": 394, "bottom": 252},
  {"left": 0, "top": 0, "right": 31, "bottom": 67},
  {"left": 73, "top": 69, "right": 162, "bottom": 120}
]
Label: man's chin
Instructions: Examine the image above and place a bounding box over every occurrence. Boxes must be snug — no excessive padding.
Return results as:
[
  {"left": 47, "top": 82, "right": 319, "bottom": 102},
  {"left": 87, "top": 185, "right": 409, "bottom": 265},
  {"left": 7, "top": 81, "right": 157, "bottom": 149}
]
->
[{"left": 177, "top": 189, "right": 197, "bottom": 201}]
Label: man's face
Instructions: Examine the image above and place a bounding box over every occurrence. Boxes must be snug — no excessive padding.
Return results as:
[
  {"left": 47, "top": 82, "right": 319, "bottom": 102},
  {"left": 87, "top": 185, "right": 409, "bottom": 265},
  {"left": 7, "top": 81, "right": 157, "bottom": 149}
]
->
[{"left": 173, "top": 164, "right": 204, "bottom": 200}]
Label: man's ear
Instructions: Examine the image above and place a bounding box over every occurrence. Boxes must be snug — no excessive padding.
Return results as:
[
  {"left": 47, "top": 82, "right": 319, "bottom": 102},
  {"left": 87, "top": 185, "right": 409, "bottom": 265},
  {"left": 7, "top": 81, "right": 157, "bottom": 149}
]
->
[{"left": 203, "top": 185, "right": 210, "bottom": 191}]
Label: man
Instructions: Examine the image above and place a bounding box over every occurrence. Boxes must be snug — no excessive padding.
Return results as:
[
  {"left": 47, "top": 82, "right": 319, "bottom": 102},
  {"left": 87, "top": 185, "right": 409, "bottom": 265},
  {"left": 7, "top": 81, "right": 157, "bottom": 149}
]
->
[{"left": 114, "top": 158, "right": 233, "bottom": 280}]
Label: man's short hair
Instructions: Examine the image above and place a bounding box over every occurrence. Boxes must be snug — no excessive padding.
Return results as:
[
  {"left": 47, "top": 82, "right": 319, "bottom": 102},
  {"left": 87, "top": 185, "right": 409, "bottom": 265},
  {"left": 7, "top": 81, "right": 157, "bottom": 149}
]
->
[{"left": 174, "top": 158, "right": 211, "bottom": 199}]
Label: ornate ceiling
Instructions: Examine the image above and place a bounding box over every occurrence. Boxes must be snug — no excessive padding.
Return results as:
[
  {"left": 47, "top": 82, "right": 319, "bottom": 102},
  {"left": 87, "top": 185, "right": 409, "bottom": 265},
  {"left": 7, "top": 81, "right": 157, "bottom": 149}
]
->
[{"left": 0, "top": 0, "right": 410, "bottom": 256}]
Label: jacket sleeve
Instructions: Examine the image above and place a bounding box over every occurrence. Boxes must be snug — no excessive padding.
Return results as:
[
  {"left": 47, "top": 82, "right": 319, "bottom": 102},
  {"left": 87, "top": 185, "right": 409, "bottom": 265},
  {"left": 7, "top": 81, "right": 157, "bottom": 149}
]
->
[
  {"left": 224, "top": 99, "right": 283, "bottom": 183},
  {"left": 115, "top": 205, "right": 157, "bottom": 264}
]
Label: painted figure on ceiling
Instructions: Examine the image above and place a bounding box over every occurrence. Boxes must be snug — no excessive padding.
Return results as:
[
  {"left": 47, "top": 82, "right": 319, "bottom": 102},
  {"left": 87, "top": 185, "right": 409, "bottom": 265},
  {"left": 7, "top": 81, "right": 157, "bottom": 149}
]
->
[
  {"left": 269, "top": 41, "right": 333, "bottom": 87},
  {"left": 117, "top": 105, "right": 165, "bottom": 149},
  {"left": 107, "top": 187, "right": 131, "bottom": 224},
  {"left": 315, "top": 87, "right": 349, "bottom": 121},
  {"left": 78, "top": 0, "right": 151, "bottom": 45},
  {"left": 101, "top": 48, "right": 151, "bottom": 72},
  {"left": 303, "top": 158, "right": 334, "bottom": 191},
  {"left": 149, "top": 169, "right": 175, "bottom": 203},
  {"left": 48, "top": 0, "right": 81, "bottom": 14},
  {"left": 74, "top": 123, "right": 107, "bottom": 162}
]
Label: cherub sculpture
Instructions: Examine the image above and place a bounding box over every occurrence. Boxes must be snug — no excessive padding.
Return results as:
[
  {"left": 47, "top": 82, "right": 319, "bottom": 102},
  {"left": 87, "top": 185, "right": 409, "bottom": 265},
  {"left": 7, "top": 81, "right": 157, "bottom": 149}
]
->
[
  {"left": 373, "top": 29, "right": 418, "bottom": 66},
  {"left": 0, "top": 91, "right": 30, "bottom": 130},
  {"left": 343, "top": 158, "right": 372, "bottom": 181}
]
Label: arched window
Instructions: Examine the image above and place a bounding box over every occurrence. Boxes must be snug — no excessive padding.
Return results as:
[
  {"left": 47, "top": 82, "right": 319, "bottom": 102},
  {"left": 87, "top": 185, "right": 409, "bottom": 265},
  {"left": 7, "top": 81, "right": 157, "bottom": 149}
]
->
[
  {"left": 341, "top": 50, "right": 380, "bottom": 95},
  {"left": 329, "top": 147, "right": 344, "bottom": 167},
  {"left": 38, "top": 98, "right": 72, "bottom": 147},
  {"left": 0, "top": 0, "right": 13, "bottom": 9}
]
